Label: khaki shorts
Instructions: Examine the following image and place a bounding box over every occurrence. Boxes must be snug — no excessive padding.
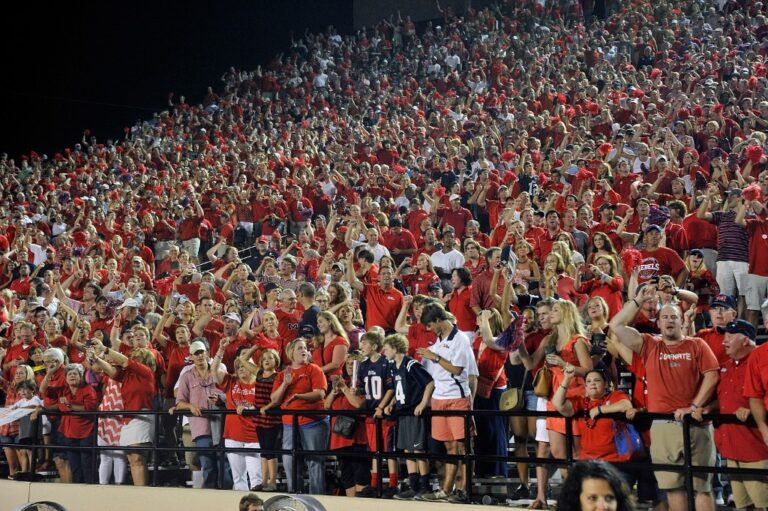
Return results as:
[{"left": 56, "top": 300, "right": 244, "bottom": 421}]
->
[
  {"left": 649, "top": 421, "right": 715, "bottom": 491},
  {"left": 431, "top": 397, "right": 473, "bottom": 442},
  {"left": 726, "top": 459, "right": 768, "bottom": 509}
]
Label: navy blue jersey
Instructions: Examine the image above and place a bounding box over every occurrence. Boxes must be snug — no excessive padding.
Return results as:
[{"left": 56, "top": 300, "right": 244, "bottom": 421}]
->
[
  {"left": 356, "top": 355, "right": 394, "bottom": 411},
  {"left": 392, "top": 356, "right": 433, "bottom": 414}
]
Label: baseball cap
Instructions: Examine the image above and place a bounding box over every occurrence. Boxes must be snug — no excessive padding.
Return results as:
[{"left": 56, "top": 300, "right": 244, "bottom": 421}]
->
[
  {"left": 599, "top": 203, "right": 617, "bottom": 210},
  {"left": 264, "top": 282, "right": 281, "bottom": 294},
  {"left": 449, "top": 194, "right": 461, "bottom": 202},
  {"left": 300, "top": 324, "right": 317, "bottom": 338},
  {"left": 427, "top": 282, "right": 442, "bottom": 292},
  {"left": 257, "top": 235, "right": 269, "bottom": 244},
  {"left": 689, "top": 248, "right": 704, "bottom": 258},
  {"left": 189, "top": 339, "right": 208, "bottom": 355},
  {"left": 331, "top": 262, "right": 345, "bottom": 272},
  {"left": 711, "top": 294, "right": 737, "bottom": 310},
  {"left": 717, "top": 319, "right": 756, "bottom": 340},
  {"left": 645, "top": 224, "right": 663, "bottom": 233},
  {"left": 118, "top": 298, "right": 140, "bottom": 309},
  {"left": 223, "top": 312, "right": 242, "bottom": 324}
]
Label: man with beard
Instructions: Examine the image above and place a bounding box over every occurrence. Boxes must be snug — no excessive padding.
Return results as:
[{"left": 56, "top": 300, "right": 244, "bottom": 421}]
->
[{"left": 611, "top": 286, "right": 719, "bottom": 511}]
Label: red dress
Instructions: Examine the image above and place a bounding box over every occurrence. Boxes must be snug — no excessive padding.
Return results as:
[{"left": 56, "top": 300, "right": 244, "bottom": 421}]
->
[{"left": 546, "top": 335, "right": 591, "bottom": 435}]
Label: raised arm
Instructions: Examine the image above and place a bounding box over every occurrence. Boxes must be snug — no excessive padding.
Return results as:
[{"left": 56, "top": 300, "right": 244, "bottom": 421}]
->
[{"left": 608, "top": 285, "right": 652, "bottom": 353}]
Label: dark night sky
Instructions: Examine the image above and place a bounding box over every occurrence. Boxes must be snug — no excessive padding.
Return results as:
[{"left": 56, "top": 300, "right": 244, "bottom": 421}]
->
[{"left": 0, "top": 0, "right": 352, "bottom": 160}]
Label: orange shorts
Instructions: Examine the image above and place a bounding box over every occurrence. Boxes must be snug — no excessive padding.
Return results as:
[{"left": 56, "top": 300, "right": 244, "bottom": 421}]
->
[
  {"left": 546, "top": 400, "right": 581, "bottom": 436},
  {"left": 431, "top": 397, "right": 473, "bottom": 442},
  {"left": 365, "top": 420, "right": 396, "bottom": 452}
]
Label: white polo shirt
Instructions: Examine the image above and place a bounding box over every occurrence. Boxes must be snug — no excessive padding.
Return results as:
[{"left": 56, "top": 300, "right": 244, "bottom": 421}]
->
[{"left": 422, "top": 325, "right": 475, "bottom": 399}]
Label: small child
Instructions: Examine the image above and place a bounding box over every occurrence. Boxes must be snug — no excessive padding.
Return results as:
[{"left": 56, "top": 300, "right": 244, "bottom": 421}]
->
[
  {"left": 10, "top": 380, "right": 45, "bottom": 473},
  {"left": 382, "top": 334, "right": 434, "bottom": 500},
  {"left": 251, "top": 348, "right": 282, "bottom": 492}
]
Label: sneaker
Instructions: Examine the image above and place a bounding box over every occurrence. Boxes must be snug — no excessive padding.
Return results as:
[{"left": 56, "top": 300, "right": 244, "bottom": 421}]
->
[
  {"left": 448, "top": 490, "right": 468, "bottom": 504},
  {"left": 394, "top": 489, "right": 417, "bottom": 500},
  {"left": 262, "top": 483, "right": 277, "bottom": 492},
  {"left": 382, "top": 487, "right": 398, "bottom": 499},
  {"left": 414, "top": 489, "right": 431, "bottom": 501},
  {"left": 510, "top": 484, "right": 531, "bottom": 500},
  {"left": 355, "top": 486, "right": 378, "bottom": 498},
  {"left": 421, "top": 489, "right": 450, "bottom": 501},
  {"left": 714, "top": 490, "right": 725, "bottom": 506}
]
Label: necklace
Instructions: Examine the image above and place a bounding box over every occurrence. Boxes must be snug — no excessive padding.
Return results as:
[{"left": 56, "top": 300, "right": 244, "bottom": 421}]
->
[{"left": 583, "top": 394, "right": 609, "bottom": 429}]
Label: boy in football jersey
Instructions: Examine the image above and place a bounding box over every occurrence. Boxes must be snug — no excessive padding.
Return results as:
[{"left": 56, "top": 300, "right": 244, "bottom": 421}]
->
[
  {"left": 383, "top": 333, "right": 435, "bottom": 500},
  {"left": 354, "top": 330, "right": 398, "bottom": 497}
]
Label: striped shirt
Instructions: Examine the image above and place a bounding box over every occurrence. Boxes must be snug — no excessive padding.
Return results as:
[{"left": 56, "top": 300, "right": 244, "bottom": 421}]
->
[
  {"left": 711, "top": 210, "right": 749, "bottom": 263},
  {"left": 253, "top": 372, "right": 281, "bottom": 428}
]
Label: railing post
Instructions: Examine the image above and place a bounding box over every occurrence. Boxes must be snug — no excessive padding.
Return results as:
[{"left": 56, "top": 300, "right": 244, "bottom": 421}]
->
[
  {"left": 152, "top": 411, "right": 160, "bottom": 487},
  {"left": 463, "top": 408, "right": 472, "bottom": 502},
  {"left": 90, "top": 416, "right": 98, "bottom": 484},
  {"left": 375, "top": 415, "right": 383, "bottom": 497},
  {"left": 217, "top": 410, "right": 225, "bottom": 489},
  {"left": 292, "top": 412, "right": 300, "bottom": 494},
  {"left": 564, "top": 415, "right": 574, "bottom": 463},
  {"left": 682, "top": 416, "right": 695, "bottom": 511}
]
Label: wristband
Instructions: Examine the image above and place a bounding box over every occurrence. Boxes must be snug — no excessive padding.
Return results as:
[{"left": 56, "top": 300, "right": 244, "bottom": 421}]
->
[
  {"left": 559, "top": 384, "right": 568, "bottom": 390},
  {"left": 690, "top": 402, "right": 699, "bottom": 409},
  {"left": 632, "top": 299, "right": 641, "bottom": 307},
  {"left": 597, "top": 406, "right": 602, "bottom": 415}
]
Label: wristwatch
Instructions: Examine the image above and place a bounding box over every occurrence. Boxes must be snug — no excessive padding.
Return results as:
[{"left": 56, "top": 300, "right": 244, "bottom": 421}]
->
[{"left": 434, "top": 355, "right": 442, "bottom": 363}]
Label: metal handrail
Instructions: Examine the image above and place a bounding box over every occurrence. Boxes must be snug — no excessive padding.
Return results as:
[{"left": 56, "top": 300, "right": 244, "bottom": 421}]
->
[{"left": 1, "top": 407, "right": 764, "bottom": 508}]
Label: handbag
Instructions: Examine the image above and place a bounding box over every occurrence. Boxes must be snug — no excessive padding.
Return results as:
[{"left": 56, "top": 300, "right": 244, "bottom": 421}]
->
[
  {"left": 532, "top": 365, "right": 553, "bottom": 398},
  {"left": 476, "top": 364, "right": 506, "bottom": 400},
  {"left": 332, "top": 414, "right": 357, "bottom": 439},
  {"left": 500, "top": 370, "right": 528, "bottom": 412},
  {"left": 613, "top": 421, "right": 645, "bottom": 461}
]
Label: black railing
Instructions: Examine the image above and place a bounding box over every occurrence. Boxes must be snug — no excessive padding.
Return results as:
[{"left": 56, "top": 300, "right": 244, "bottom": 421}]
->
[{"left": 1, "top": 407, "right": 765, "bottom": 509}]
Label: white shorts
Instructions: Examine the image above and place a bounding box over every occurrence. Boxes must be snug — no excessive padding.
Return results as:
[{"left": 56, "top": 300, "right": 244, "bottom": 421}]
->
[
  {"left": 744, "top": 274, "right": 768, "bottom": 311},
  {"left": 534, "top": 397, "right": 549, "bottom": 443},
  {"left": 716, "top": 260, "right": 749, "bottom": 297},
  {"left": 119, "top": 415, "right": 155, "bottom": 447}
]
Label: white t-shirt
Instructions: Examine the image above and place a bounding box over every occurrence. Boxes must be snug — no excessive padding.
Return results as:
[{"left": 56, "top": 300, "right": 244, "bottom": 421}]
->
[
  {"left": 431, "top": 249, "right": 465, "bottom": 274},
  {"left": 422, "top": 326, "right": 474, "bottom": 399}
]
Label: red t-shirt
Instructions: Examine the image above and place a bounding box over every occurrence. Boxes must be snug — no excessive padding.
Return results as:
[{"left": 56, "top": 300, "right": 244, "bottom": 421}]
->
[
  {"left": 114, "top": 359, "right": 157, "bottom": 422},
  {"left": 221, "top": 375, "right": 258, "bottom": 443},
  {"left": 363, "top": 284, "right": 403, "bottom": 331},
  {"left": 639, "top": 334, "right": 719, "bottom": 413},
  {"left": 744, "top": 343, "right": 768, "bottom": 409},
  {"left": 696, "top": 327, "right": 727, "bottom": 368},
  {"left": 272, "top": 363, "right": 327, "bottom": 426},
  {"left": 716, "top": 352, "right": 768, "bottom": 462},
  {"left": 312, "top": 335, "right": 349, "bottom": 381},
  {"left": 58, "top": 385, "right": 99, "bottom": 439},
  {"left": 449, "top": 285, "right": 476, "bottom": 332},
  {"left": 638, "top": 247, "right": 686, "bottom": 283},
  {"left": 163, "top": 340, "right": 190, "bottom": 399},
  {"left": 571, "top": 390, "right": 632, "bottom": 462},
  {"left": 745, "top": 217, "right": 768, "bottom": 276},
  {"left": 407, "top": 323, "right": 437, "bottom": 360},
  {"left": 275, "top": 308, "right": 302, "bottom": 365}
]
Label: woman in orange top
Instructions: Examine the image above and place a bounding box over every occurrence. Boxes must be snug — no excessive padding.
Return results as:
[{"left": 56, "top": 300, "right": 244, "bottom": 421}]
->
[
  {"left": 312, "top": 311, "right": 350, "bottom": 384},
  {"left": 519, "top": 299, "right": 592, "bottom": 470}
]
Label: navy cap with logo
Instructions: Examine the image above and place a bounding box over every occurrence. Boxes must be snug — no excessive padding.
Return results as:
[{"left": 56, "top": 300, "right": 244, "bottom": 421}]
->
[
  {"left": 711, "top": 294, "right": 736, "bottom": 310},
  {"left": 717, "top": 319, "right": 756, "bottom": 340},
  {"left": 300, "top": 324, "right": 317, "bottom": 338}
]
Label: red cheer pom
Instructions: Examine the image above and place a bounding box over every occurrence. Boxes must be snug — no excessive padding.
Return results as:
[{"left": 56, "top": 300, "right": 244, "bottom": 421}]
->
[
  {"left": 743, "top": 183, "right": 763, "bottom": 202},
  {"left": 622, "top": 248, "right": 643, "bottom": 276},
  {"left": 650, "top": 68, "right": 662, "bottom": 79},
  {"left": 746, "top": 145, "right": 764, "bottom": 165},
  {"left": 597, "top": 143, "right": 613, "bottom": 156}
]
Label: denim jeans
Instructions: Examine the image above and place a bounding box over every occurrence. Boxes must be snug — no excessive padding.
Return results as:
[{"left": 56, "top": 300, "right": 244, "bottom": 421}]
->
[
  {"left": 194, "top": 435, "right": 217, "bottom": 488},
  {"left": 65, "top": 436, "right": 94, "bottom": 484},
  {"left": 282, "top": 420, "right": 329, "bottom": 494}
]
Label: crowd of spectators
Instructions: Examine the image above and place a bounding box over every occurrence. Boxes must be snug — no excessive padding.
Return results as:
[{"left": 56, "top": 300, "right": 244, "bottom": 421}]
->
[{"left": 1, "top": 0, "right": 768, "bottom": 508}]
